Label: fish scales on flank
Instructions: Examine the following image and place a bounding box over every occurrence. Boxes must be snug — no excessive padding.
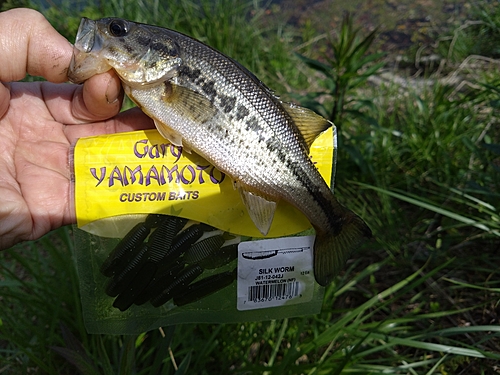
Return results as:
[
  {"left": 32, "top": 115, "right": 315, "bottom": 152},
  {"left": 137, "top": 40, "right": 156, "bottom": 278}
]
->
[{"left": 68, "top": 17, "right": 372, "bottom": 286}]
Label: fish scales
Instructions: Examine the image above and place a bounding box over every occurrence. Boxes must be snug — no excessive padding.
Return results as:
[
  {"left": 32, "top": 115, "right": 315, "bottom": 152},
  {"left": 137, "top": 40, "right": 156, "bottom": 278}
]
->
[
  {"left": 129, "top": 29, "right": 324, "bottom": 208},
  {"left": 68, "top": 17, "right": 372, "bottom": 286},
  {"left": 130, "top": 74, "right": 329, "bottom": 232}
]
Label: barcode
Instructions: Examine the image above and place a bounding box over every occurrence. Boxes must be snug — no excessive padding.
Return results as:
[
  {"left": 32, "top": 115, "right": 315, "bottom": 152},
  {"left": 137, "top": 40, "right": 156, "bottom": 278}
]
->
[{"left": 248, "top": 282, "right": 299, "bottom": 302}]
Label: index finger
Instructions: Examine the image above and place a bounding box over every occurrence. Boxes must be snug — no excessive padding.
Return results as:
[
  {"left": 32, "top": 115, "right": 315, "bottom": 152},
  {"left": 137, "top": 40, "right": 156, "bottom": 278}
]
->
[{"left": 0, "top": 8, "right": 72, "bottom": 83}]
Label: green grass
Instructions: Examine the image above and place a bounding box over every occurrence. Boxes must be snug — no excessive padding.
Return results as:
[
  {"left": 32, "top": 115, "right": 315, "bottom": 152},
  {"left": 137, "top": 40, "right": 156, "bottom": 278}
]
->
[
  {"left": 437, "top": 1, "right": 500, "bottom": 62},
  {"left": 1, "top": 0, "right": 500, "bottom": 374}
]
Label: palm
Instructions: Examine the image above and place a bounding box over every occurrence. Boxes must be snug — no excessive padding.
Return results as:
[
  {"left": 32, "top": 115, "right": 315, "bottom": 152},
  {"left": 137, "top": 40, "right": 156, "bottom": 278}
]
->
[{"left": 0, "top": 80, "right": 152, "bottom": 248}]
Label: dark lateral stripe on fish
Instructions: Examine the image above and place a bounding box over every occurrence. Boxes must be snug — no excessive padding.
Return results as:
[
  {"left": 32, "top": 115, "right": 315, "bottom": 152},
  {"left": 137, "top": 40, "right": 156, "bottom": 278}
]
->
[
  {"left": 218, "top": 94, "right": 237, "bottom": 113},
  {"left": 179, "top": 65, "right": 202, "bottom": 81},
  {"left": 178, "top": 56, "right": 290, "bottom": 134},
  {"left": 179, "top": 66, "right": 218, "bottom": 100},
  {"left": 180, "top": 66, "right": 251, "bottom": 121},
  {"left": 202, "top": 81, "right": 217, "bottom": 100},
  {"left": 296, "top": 173, "right": 343, "bottom": 235},
  {"left": 263, "top": 131, "right": 342, "bottom": 235},
  {"left": 235, "top": 105, "right": 250, "bottom": 121},
  {"left": 245, "top": 117, "right": 262, "bottom": 132},
  {"left": 183, "top": 52, "right": 337, "bottom": 235},
  {"left": 179, "top": 64, "right": 311, "bottom": 165}
]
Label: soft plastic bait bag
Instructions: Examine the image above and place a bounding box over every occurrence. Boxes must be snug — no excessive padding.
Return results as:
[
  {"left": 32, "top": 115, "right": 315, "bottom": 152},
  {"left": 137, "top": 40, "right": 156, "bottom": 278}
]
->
[{"left": 71, "top": 128, "right": 335, "bottom": 334}]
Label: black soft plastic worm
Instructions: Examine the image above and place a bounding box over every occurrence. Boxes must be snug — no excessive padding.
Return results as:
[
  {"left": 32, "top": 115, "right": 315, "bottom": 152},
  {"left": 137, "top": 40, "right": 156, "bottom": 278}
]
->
[
  {"left": 147, "top": 216, "right": 188, "bottom": 262},
  {"left": 133, "top": 260, "right": 185, "bottom": 306},
  {"left": 105, "top": 244, "right": 149, "bottom": 297},
  {"left": 157, "top": 223, "right": 209, "bottom": 264},
  {"left": 150, "top": 265, "right": 204, "bottom": 307},
  {"left": 173, "top": 268, "right": 237, "bottom": 306},
  {"left": 100, "top": 222, "right": 150, "bottom": 277}
]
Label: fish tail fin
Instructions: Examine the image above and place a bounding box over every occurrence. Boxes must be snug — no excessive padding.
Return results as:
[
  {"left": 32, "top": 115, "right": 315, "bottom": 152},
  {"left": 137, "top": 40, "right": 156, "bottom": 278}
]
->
[{"left": 313, "top": 208, "right": 372, "bottom": 286}]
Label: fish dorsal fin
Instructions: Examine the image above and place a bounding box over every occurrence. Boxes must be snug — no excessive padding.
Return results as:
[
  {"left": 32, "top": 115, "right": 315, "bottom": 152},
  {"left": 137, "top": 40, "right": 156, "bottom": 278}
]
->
[
  {"left": 162, "top": 82, "right": 218, "bottom": 125},
  {"left": 282, "top": 102, "right": 332, "bottom": 152},
  {"left": 238, "top": 187, "right": 277, "bottom": 236}
]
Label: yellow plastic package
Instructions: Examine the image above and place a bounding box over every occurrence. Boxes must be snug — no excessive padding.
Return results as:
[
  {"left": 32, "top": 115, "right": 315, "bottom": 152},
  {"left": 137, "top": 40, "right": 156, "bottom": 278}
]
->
[{"left": 72, "top": 127, "right": 335, "bottom": 334}]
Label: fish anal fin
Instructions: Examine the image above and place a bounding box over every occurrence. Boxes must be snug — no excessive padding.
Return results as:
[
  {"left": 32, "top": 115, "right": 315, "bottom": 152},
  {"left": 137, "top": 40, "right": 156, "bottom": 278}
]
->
[
  {"left": 239, "top": 188, "right": 277, "bottom": 236},
  {"left": 163, "top": 83, "right": 218, "bottom": 124},
  {"left": 313, "top": 211, "right": 372, "bottom": 286},
  {"left": 282, "top": 102, "right": 332, "bottom": 152}
]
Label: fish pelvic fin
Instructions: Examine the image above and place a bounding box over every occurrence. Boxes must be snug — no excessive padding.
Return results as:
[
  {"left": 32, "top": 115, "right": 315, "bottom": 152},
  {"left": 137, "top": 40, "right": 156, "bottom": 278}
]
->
[
  {"left": 153, "top": 119, "right": 184, "bottom": 147},
  {"left": 313, "top": 209, "right": 372, "bottom": 286}
]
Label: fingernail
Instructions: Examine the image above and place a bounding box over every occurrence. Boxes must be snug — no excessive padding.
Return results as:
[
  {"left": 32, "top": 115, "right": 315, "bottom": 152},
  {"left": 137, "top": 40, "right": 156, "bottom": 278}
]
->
[
  {"left": 0, "top": 83, "right": 11, "bottom": 118},
  {"left": 105, "top": 76, "right": 122, "bottom": 104}
]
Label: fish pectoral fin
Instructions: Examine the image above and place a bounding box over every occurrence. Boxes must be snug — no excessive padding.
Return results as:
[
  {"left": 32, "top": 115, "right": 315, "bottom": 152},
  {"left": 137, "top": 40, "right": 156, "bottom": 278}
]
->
[
  {"left": 238, "top": 188, "right": 277, "bottom": 236},
  {"left": 164, "top": 83, "right": 218, "bottom": 124},
  {"left": 282, "top": 102, "right": 332, "bottom": 152}
]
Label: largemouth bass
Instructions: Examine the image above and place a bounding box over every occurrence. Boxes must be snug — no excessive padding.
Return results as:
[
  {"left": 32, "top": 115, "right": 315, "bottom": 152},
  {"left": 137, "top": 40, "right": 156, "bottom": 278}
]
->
[{"left": 68, "top": 17, "right": 372, "bottom": 286}]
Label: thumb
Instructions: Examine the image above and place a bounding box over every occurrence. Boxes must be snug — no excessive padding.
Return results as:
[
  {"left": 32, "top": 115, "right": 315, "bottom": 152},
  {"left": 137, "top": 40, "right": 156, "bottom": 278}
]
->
[{"left": 71, "top": 71, "right": 124, "bottom": 122}]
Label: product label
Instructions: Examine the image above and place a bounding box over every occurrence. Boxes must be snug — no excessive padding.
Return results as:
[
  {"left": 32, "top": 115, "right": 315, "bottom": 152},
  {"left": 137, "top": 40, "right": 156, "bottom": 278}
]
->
[
  {"left": 73, "top": 128, "right": 334, "bottom": 238},
  {"left": 237, "top": 236, "right": 315, "bottom": 310}
]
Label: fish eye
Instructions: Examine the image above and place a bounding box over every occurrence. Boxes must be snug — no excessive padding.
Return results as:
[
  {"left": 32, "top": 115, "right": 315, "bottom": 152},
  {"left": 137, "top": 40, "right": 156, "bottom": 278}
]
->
[{"left": 108, "top": 19, "right": 129, "bottom": 37}]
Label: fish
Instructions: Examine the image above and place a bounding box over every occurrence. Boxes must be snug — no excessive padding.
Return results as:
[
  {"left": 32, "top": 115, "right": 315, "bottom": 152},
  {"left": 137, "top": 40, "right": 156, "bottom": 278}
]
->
[{"left": 68, "top": 17, "right": 372, "bottom": 286}]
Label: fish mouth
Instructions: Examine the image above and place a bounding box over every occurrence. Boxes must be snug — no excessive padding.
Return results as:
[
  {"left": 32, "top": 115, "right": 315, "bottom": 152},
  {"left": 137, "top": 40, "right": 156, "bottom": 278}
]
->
[
  {"left": 74, "top": 18, "right": 97, "bottom": 53},
  {"left": 68, "top": 18, "right": 111, "bottom": 83}
]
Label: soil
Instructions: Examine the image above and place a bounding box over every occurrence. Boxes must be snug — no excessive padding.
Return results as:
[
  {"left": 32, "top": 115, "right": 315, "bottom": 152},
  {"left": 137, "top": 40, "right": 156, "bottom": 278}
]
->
[{"left": 268, "top": 0, "right": 488, "bottom": 61}]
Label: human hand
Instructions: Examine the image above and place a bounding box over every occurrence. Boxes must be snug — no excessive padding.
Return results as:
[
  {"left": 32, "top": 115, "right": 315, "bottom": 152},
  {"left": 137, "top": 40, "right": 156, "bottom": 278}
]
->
[{"left": 0, "top": 8, "right": 154, "bottom": 249}]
